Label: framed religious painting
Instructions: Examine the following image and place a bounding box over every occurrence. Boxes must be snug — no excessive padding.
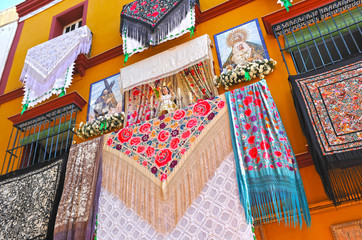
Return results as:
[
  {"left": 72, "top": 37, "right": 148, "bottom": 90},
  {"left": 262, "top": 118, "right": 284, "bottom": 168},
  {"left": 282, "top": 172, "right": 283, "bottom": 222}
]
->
[
  {"left": 87, "top": 73, "right": 124, "bottom": 122},
  {"left": 331, "top": 220, "right": 362, "bottom": 240},
  {"left": 214, "top": 18, "right": 269, "bottom": 72}
]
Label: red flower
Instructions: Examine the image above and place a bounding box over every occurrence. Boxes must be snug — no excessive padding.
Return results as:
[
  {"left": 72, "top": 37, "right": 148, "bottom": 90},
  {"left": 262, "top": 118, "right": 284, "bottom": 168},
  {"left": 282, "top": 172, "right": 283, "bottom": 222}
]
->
[
  {"left": 147, "top": 13, "right": 151, "bottom": 17},
  {"left": 130, "top": 3, "right": 137, "bottom": 11},
  {"left": 173, "top": 109, "right": 186, "bottom": 120},
  {"left": 155, "top": 149, "right": 172, "bottom": 167},
  {"left": 141, "top": 1, "right": 146, "bottom": 5},
  {"left": 117, "top": 128, "right": 133, "bottom": 143},
  {"left": 191, "top": 69, "right": 195, "bottom": 75},
  {"left": 125, "top": 150, "right": 131, "bottom": 155},
  {"left": 161, "top": 7, "right": 166, "bottom": 12},
  {"left": 146, "top": 146, "right": 155, "bottom": 158},
  {"left": 247, "top": 136, "right": 255, "bottom": 145},
  {"left": 139, "top": 123, "right": 151, "bottom": 133},
  {"left": 255, "top": 91, "right": 260, "bottom": 97},
  {"left": 133, "top": 89, "right": 140, "bottom": 96},
  {"left": 181, "top": 148, "right": 186, "bottom": 154},
  {"left": 198, "top": 125, "right": 204, "bottom": 131},
  {"left": 107, "top": 138, "right": 113, "bottom": 146},
  {"left": 243, "top": 96, "right": 253, "bottom": 106},
  {"left": 263, "top": 152, "right": 270, "bottom": 159},
  {"left": 277, "top": 162, "right": 282, "bottom": 167},
  {"left": 245, "top": 123, "right": 251, "bottom": 130},
  {"left": 137, "top": 146, "right": 146, "bottom": 153},
  {"left": 130, "top": 137, "right": 141, "bottom": 146},
  {"left": 270, "top": 164, "right": 274, "bottom": 169},
  {"left": 152, "top": 11, "right": 159, "bottom": 17},
  {"left": 158, "top": 130, "right": 170, "bottom": 142},
  {"left": 153, "top": 4, "right": 158, "bottom": 9},
  {"left": 218, "top": 100, "right": 225, "bottom": 109},
  {"left": 182, "top": 130, "right": 191, "bottom": 139},
  {"left": 160, "top": 174, "right": 167, "bottom": 182},
  {"left": 186, "top": 118, "right": 198, "bottom": 128},
  {"left": 170, "top": 138, "right": 180, "bottom": 149},
  {"left": 248, "top": 166, "right": 254, "bottom": 170},
  {"left": 254, "top": 99, "right": 261, "bottom": 107},
  {"left": 244, "top": 109, "right": 252, "bottom": 116},
  {"left": 193, "top": 100, "right": 211, "bottom": 116},
  {"left": 275, "top": 151, "right": 282, "bottom": 157},
  {"left": 249, "top": 147, "right": 258, "bottom": 159},
  {"left": 260, "top": 140, "right": 270, "bottom": 150},
  {"left": 142, "top": 161, "right": 147, "bottom": 166}
]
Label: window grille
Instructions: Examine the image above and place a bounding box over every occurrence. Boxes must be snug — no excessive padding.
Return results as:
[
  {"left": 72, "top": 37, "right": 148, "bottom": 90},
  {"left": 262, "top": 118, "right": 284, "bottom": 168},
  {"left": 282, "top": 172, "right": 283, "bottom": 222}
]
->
[
  {"left": 2, "top": 103, "right": 80, "bottom": 176},
  {"left": 272, "top": 0, "right": 362, "bottom": 74}
]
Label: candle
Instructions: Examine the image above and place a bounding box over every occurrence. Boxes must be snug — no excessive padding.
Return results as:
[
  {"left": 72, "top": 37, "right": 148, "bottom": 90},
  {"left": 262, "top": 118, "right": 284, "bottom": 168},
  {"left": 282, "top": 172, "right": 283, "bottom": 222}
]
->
[
  {"left": 177, "top": 87, "right": 181, "bottom": 97},
  {"left": 189, "top": 92, "right": 193, "bottom": 102}
]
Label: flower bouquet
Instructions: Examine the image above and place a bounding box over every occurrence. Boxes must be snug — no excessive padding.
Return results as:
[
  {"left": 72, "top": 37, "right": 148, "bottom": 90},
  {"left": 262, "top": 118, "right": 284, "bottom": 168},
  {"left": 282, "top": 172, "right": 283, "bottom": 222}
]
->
[
  {"left": 75, "top": 112, "right": 125, "bottom": 139},
  {"left": 215, "top": 59, "right": 277, "bottom": 90}
]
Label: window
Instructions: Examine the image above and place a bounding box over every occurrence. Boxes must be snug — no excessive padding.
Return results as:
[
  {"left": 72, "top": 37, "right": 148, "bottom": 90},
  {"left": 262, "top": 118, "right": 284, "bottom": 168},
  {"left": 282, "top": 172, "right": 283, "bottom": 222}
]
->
[
  {"left": 49, "top": 1, "right": 88, "bottom": 39},
  {"left": 2, "top": 93, "right": 86, "bottom": 176},
  {"left": 63, "top": 18, "right": 83, "bottom": 34},
  {"left": 272, "top": 0, "right": 362, "bottom": 74}
]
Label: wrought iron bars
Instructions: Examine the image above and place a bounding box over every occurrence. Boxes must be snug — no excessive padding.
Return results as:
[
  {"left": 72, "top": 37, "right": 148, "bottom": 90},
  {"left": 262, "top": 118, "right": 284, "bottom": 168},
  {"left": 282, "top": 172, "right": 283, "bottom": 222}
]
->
[
  {"left": 1, "top": 103, "right": 79, "bottom": 175},
  {"left": 272, "top": 0, "right": 362, "bottom": 74}
]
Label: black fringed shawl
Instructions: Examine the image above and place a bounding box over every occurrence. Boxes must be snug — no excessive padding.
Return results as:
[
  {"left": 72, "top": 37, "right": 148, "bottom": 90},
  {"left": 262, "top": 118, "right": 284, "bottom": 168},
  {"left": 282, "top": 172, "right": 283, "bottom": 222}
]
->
[
  {"left": 289, "top": 55, "right": 362, "bottom": 205},
  {"left": 0, "top": 156, "right": 67, "bottom": 239},
  {"left": 120, "top": 0, "right": 199, "bottom": 46}
]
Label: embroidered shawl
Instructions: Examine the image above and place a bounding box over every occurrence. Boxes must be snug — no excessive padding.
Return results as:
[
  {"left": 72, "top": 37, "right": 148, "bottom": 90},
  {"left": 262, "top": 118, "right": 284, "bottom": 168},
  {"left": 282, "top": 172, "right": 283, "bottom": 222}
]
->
[
  {"left": 20, "top": 25, "right": 92, "bottom": 109},
  {"left": 289, "top": 55, "right": 362, "bottom": 204},
  {"left": 0, "top": 156, "right": 66, "bottom": 239},
  {"left": 103, "top": 96, "right": 232, "bottom": 232},
  {"left": 120, "top": 0, "right": 198, "bottom": 59},
  {"left": 98, "top": 153, "right": 255, "bottom": 240},
  {"left": 54, "top": 137, "right": 103, "bottom": 240},
  {"left": 226, "top": 80, "right": 311, "bottom": 227}
]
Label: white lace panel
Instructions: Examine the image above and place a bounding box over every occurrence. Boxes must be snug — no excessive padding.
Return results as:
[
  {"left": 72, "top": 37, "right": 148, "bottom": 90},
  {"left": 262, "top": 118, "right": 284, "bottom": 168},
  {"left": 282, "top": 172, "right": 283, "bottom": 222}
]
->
[{"left": 98, "top": 153, "right": 255, "bottom": 240}]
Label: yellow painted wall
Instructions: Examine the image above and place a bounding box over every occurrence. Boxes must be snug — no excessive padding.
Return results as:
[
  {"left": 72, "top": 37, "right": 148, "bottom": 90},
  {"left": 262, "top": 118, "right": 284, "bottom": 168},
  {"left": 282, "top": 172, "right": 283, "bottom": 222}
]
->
[{"left": 0, "top": 0, "right": 361, "bottom": 238}]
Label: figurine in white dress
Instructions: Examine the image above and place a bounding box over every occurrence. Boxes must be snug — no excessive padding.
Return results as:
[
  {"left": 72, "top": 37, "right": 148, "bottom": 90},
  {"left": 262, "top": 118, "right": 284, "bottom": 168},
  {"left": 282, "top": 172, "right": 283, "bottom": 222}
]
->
[{"left": 159, "top": 86, "right": 177, "bottom": 115}]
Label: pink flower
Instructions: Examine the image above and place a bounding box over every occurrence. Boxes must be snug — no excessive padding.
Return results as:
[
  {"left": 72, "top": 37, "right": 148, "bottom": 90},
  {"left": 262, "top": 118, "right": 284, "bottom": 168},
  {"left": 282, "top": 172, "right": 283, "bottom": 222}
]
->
[
  {"left": 173, "top": 109, "right": 186, "bottom": 120},
  {"left": 158, "top": 130, "right": 170, "bottom": 142},
  {"left": 245, "top": 123, "right": 251, "bottom": 130},
  {"left": 198, "top": 125, "right": 204, "bottom": 131},
  {"left": 152, "top": 11, "right": 159, "bottom": 17},
  {"left": 247, "top": 136, "right": 255, "bottom": 145},
  {"left": 153, "top": 4, "right": 158, "bottom": 9},
  {"left": 125, "top": 150, "right": 131, "bottom": 155},
  {"left": 248, "top": 166, "right": 254, "bottom": 170},
  {"left": 243, "top": 96, "right": 253, "bottom": 106},
  {"left": 182, "top": 130, "right": 191, "bottom": 139},
  {"left": 181, "top": 148, "right": 186, "bottom": 154},
  {"left": 137, "top": 146, "right": 146, "bottom": 153},
  {"left": 139, "top": 123, "right": 151, "bottom": 133},
  {"left": 260, "top": 140, "right": 270, "bottom": 150},
  {"left": 142, "top": 161, "right": 147, "bottom": 166},
  {"left": 155, "top": 149, "right": 172, "bottom": 167},
  {"left": 275, "top": 151, "right": 282, "bottom": 157},
  {"left": 254, "top": 98, "right": 261, "bottom": 106},
  {"left": 107, "top": 138, "right": 113, "bottom": 146},
  {"left": 160, "top": 174, "right": 167, "bottom": 182},
  {"left": 193, "top": 101, "right": 211, "bottom": 116},
  {"left": 218, "top": 100, "right": 225, "bottom": 109},
  {"left": 186, "top": 118, "right": 198, "bottom": 128},
  {"left": 263, "top": 152, "right": 270, "bottom": 159},
  {"left": 170, "top": 138, "right": 180, "bottom": 149},
  {"left": 277, "top": 162, "right": 282, "bottom": 167},
  {"left": 130, "top": 137, "right": 141, "bottom": 146},
  {"left": 244, "top": 109, "right": 252, "bottom": 116},
  {"left": 117, "top": 128, "right": 133, "bottom": 143},
  {"left": 146, "top": 146, "right": 155, "bottom": 158}
]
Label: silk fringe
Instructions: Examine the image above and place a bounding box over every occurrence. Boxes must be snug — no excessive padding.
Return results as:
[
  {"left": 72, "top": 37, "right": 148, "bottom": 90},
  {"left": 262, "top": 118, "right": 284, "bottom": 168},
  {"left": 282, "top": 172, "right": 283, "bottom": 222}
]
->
[{"left": 102, "top": 97, "right": 232, "bottom": 233}]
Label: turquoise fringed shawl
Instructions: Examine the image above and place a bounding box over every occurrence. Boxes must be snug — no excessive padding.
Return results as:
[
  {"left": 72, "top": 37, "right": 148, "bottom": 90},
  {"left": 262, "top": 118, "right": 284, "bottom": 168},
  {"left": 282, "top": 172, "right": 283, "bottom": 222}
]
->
[{"left": 226, "top": 80, "right": 311, "bottom": 227}]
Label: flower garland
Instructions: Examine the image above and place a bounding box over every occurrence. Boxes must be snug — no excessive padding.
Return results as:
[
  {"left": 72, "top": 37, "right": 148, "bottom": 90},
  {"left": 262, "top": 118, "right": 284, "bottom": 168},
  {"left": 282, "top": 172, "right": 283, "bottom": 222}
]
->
[
  {"left": 214, "top": 59, "right": 277, "bottom": 90},
  {"left": 75, "top": 112, "right": 125, "bottom": 139}
]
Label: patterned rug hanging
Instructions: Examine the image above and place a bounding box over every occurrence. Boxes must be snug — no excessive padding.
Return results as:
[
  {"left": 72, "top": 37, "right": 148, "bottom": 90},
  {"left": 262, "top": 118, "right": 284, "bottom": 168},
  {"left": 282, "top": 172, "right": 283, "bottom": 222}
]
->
[
  {"left": 20, "top": 25, "right": 92, "bottom": 113},
  {"left": 289, "top": 55, "right": 362, "bottom": 205},
  {"left": 226, "top": 80, "right": 311, "bottom": 227},
  {"left": 98, "top": 153, "right": 255, "bottom": 240},
  {"left": 103, "top": 96, "right": 232, "bottom": 232},
  {"left": 120, "top": 0, "right": 199, "bottom": 64},
  {"left": 54, "top": 137, "right": 103, "bottom": 240},
  {"left": 0, "top": 156, "right": 67, "bottom": 239}
]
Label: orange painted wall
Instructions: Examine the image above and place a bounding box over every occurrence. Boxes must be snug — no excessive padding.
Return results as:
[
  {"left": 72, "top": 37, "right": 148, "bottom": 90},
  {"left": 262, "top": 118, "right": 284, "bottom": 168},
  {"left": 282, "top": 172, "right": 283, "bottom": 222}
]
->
[{"left": 0, "top": 0, "right": 361, "bottom": 238}]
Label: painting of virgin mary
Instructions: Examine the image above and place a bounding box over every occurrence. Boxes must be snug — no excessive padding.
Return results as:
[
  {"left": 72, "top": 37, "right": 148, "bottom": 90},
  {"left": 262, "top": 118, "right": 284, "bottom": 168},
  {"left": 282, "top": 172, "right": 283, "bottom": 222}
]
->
[{"left": 214, "top": 19, "right": 269, "bottom": 72}]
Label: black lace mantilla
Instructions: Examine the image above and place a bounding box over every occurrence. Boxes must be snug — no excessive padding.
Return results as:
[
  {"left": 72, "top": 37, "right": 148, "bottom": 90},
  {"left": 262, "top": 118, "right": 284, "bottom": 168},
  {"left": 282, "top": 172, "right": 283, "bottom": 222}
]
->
[{"left": 0, "top": 157, "right": 67, "bottom": 239}]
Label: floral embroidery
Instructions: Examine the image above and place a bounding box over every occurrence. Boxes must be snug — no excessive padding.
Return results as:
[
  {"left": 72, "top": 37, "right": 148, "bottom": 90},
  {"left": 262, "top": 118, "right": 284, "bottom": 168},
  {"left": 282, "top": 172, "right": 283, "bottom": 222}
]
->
[{"left": 108, "top": 97, "right": 223, "bottom": 181}]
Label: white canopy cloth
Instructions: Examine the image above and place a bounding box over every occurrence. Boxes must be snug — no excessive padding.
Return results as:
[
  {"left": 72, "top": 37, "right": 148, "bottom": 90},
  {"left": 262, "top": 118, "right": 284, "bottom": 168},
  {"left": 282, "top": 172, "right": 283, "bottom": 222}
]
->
[
  {"left": 120, "top": 34, "right": 214, "bottom": 92},
  {"left": 20, "top": 25, "right": 92, "bottom": 108}
]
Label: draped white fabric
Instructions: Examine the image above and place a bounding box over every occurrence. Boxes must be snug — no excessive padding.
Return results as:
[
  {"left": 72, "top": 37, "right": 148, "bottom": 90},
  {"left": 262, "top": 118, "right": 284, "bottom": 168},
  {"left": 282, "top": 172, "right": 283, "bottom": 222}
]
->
[
  {"left": 0, "top": 21, "right": 17, "bottom": 81},
  {"left": 20, "top": 25, "right": 92, "bottom": 108},
  {"left": 120, "top": 34, "right": 214, "bottom": 92},
  {"left": 98, "top": 153, "right": 254, "bottom": 240}
]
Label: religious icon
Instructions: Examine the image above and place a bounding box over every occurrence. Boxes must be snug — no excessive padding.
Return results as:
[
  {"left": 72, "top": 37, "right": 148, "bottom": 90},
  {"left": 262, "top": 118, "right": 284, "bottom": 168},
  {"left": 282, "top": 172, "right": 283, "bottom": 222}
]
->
[
  {"left": 214, "top": 19, "right": 269, "bottom": 72},
  {"left": 158, "top": 85, "right": 178, "bottom": 116},
  {"left": 87, "top": 74, "right": 124, "bottom": 122}
]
